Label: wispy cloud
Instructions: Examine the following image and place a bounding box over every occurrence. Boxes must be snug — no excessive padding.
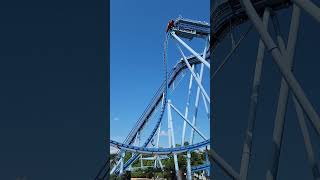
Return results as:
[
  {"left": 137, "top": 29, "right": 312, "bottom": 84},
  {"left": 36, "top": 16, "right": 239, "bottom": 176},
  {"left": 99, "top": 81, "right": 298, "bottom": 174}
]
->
[
  {"left": 160, "top": 130, "right": 168, "bottom": 136},
  {"left": 113, "top": 117, "right": 119, "bottom": 121}
]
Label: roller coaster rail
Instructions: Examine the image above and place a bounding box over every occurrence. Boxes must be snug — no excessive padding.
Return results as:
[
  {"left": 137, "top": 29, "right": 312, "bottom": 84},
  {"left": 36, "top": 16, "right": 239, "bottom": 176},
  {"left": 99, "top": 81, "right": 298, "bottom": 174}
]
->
[
  {"left": 96, "top": 0, "right": 320, "bottom": 179},
  {"left": 105, "top": 17, "right": 211, "bottom": 180}
]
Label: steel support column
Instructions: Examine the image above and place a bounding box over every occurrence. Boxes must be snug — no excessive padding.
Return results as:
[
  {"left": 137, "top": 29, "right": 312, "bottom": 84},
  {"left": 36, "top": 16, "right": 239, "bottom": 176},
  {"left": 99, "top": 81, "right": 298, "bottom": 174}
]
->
[
  {"left": 292, "top": 0, "right": 320, "bottom": 23},
  {"left": 170, "top": 103, "right": 208, "bottom": 140},
  {"left": 168, "top": 100, "right": 181, "bottom": 180},
  {"left": 187, "top": 151, "right": 192, "bottom": 180},
  {"left": 239, "top": 8, "right": 270, "bottom": 180},
  {"left": 208, "top": 150, "right": 240, "bottom": 180},
  {"left": 293, "top": 97, "right": 320, "bottom": 180},
  {"left": 242, "top": 0, "right": 320, "bottom": 137},
  {"left": 119, "top": 152, "right": 125, "bottom": 175},
  {"left": 266, "top": 5, "right": 300, "bottom": 180},
  {"left": 182, "top": 65, "right": 194, "bottom": 145}
]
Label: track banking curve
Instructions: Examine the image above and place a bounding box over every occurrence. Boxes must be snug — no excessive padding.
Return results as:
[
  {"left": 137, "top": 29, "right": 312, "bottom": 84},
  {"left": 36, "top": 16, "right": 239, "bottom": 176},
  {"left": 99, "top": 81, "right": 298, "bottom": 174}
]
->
[
  {"left": 118, "top": 0, "right": 289, "bottom": 165},
  {"left": 114, "top": 53, "right": 210, "bottom": 174},
  {"left": 122, "top": 53, "right": 210, "bottom": 148},
  {"left": 110, "top": 140, "right": 210, "bottom": 155},
  {"left": 106, "top": 0, "right": 293, "bottom": 178}
]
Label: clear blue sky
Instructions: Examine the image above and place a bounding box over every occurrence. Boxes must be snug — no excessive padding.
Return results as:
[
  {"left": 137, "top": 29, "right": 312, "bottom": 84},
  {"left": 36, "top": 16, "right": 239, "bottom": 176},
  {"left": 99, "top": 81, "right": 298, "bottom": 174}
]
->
[{"left": 110, "top": 0, "right": 210, "bottom": 149}]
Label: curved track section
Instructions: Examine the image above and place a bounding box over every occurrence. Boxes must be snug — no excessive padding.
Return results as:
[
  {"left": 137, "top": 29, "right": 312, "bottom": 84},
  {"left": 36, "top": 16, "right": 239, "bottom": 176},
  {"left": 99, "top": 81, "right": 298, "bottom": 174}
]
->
[
  {"left": 191, "top": 163, "right": 210, "bottom": 173},
  {"left": 122, "top": 53, "right": 209, "bottom": 148},
  {"left": 101, "top": 1, "right": 297, "bottom": 179},
  {"left": 110, "top": 140, "right": 210, "bottom": 155},
  {"left": 116, "top": 53, "right": 210, "bottom": 173}
]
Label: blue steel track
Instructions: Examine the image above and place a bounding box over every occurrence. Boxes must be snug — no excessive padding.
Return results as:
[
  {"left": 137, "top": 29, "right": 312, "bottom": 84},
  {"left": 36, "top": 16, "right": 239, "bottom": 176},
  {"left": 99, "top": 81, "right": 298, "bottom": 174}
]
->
[{"left": 100, "top": 1, "right": 292, "bottom": 179}]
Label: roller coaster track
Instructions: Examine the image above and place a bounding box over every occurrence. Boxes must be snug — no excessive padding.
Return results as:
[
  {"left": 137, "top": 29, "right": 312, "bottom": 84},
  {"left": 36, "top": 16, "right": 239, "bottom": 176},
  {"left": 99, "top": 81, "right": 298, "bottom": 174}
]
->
[
  {"left": 99, "top": 0, "right": 320, "bottom": 179},
  {"left": 191, "top": 163, "right": 210, "bottom": 173},
  {"left": 106, "top": 53, "right": 209, "bottom": 177},
  {"left": 121, "top": 53, "right": 209, "bottom": 148},
  {"left": 114, "top": 52, "right": 210, "bottom": 175},
  {"left": 105, "top": 17, "right": 211, "bottom": 179},
  {"left": 110, "top": 139, "right": 210, "bottom": 155},
  {"left": 103, "top": 50, "right": 209, "bottom": 178}
]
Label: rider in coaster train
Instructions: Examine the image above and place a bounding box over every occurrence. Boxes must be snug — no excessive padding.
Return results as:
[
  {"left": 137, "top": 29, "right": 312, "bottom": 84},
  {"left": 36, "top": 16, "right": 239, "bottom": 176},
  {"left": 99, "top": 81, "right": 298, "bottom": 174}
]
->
[{"left": 166, "top": 20, "right": 175, "bottom": 33}]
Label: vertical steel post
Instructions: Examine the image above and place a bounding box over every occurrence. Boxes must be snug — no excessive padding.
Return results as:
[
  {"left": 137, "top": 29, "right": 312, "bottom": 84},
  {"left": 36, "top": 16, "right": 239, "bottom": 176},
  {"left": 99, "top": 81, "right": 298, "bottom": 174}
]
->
[
  {"left": 189, "top": 38, "right": 208, "bottom": 144},
  {"left": 266, "top": 5, "right": 300, "bottom": 180},
  {"left": 168, "top": 100, "right": 181, "bottom": 180},
  {"left": 154, "top": 156, "right": 157, "bottom": 169},
  {"left": 168, "top": 100, "right": 172, "bottom": 148},
  {"left": 140, "top": 154, "right": 143, "bottom": 168},
  {"left": 239, "top": 8, "right": 270, "bottom": 180},
  {"left": 120, "top": 152, "right": 125, "bottom": 175},
  {"left": 154, "top": 123, "right": 161, "bottom": 168},
  {"left": 187, "top": 151, "right": 192, "bottom": 180},
  {"left": 182, "top": 65, "right": 194, "bottom": 145},
  {"left": 241, "top": 0, "right": 320, "bottom": 136},
  {"left": 293, "top": 97, "right": 320, "bottom": 180},
  {"left": 205, "top": 151, "right": 210, "bottom": 176}
]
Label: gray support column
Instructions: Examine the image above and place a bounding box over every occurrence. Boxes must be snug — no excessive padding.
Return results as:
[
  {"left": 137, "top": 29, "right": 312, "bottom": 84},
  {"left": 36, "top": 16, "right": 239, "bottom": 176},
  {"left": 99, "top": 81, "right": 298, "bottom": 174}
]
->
[
  {"left": 205, "top": 151, "right": 210, "bottom": 176},
  {"left": 239, "top": 8, "right": 270, "bottom": 180},
  {"left": 208, "top": 150, "right": 240, "bottom": 180},
  {"left": 292, "top": 0, "right": 320, "bottom": 23},
  {"left": 181, "top": 65, "right": 194, "bottom": 146},
  {"left": 242, "top": 0, "right": 320, "bottom": 137},
  {"left": 167, "top": 100, "right": 181, "bottom": 180},
  {"left": 120, "top": 152, "right": 125, "bottom": 175},
  {"left": 266, "top": 5, "right": 301, "bottom": 180},
  {"left": 186, "top": 151, "right": 192, "bottom": 180},
  {"left": 293, "top": 97, "right": 320, "bottom": 180},
  {"left": 140, "top": 154, "right": 143, "bottom": 168}
]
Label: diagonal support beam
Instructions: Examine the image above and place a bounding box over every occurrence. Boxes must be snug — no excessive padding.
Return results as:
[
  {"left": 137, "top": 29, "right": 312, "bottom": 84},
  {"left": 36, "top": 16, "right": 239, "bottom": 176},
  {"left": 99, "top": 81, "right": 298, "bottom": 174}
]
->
[
  {"left": 208, "top": 149, "right": 240, "bottom": 180},
  {"left": 190, "top": 63, "right": 206, "bottom": 144},
  {"left": 293, "top": 96, "right": 320, "bottom": 180},
  {"left": 170, "top": 103, "right": 208, "bottom": 140},
  {"left": 241, "top": 0, "right": 320, "bottom": 137},
  {"left": 177, "top": 44, "right": 210, "bottom": 103},
  {"left": 292, "top": 0, "right": 320, "bottom": 23},
  {"left": 171, "top": 31, "right": 210, "bottom": 68}
]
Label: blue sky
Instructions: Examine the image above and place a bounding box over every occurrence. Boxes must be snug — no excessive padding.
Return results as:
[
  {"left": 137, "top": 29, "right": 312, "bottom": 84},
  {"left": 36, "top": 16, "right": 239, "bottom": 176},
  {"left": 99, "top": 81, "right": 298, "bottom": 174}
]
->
[{"left": 110, "top": 0, "right": 209, "bottom": 150}]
